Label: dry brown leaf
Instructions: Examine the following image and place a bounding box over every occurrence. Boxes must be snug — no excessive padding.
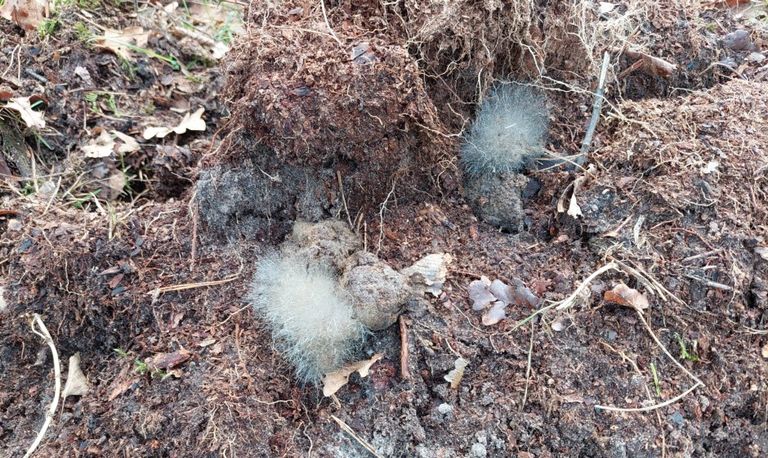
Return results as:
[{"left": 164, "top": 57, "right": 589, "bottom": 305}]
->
[
  {"left": 444, "top": 357, "right": 469, "bottom": 389},
  {"left": 5, "top": 97, "right": 45, "bottom": 128},
  {"left": 604, "top": 282, "right": 650, "bottom": 311},
  {"left": 82, "top": 130, "right": 139, "bottom": 158},
  {"left": 96, "top": 27, "right": 150, "bottom": 61},
  {"left": 106, "top": 366, "right": 139, "bottom": 401},
  {"left": 0, "top": 0, "right": 48, "bottom": 31},
  {"left": 147, "top": 348, "right": 192, "bottom": 371},
  {"left": 142, "top": 107, "right": 207, "bottom": 139},
  {"left": 198, "top": 337, "right": 217, "bottom": 347},
  {"left": 621, "top": 50, "right": 678, "bottom": 79},
  {"left": 322, "top": 353, "right": 383, "bottom": 397},
  {"left": 762, "top": 343, "right": 768, "bottom": 359},
  {"left": 62, "top": 353, "right": 90, "bottom": 403}
]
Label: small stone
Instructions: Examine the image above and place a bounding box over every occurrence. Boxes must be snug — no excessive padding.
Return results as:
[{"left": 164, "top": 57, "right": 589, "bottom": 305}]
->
[
  {"left": 470, "top": 443, "right": 487, "bottom": 458},
  {"left": 7, "top": 219, "right": 22, "bottom": 232},
  {"left": 747, "top": 52, "right": 766, "bottom": 64},
  {"left": 670, "top": 411, "right": 684, "bottom": 427},
  {"left": 723, "top": 29, "right": 753, "bottom": 51},
  {"left": 437, "top": 403, "right": 453, "bottom": 415}
]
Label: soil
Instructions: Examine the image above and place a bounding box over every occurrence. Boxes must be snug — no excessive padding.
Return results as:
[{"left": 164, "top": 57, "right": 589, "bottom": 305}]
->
[{"left": 1, "top": 1, "right": 768, "bottom": 457}]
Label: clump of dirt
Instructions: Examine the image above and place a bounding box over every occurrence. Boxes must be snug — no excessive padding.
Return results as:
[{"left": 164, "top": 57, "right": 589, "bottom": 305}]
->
[
  {"left": 220, "top": 1, "right": 449, "bottom": 208},
  {"left": 196, "top": 140, "right": 338, "bottom": 242}
]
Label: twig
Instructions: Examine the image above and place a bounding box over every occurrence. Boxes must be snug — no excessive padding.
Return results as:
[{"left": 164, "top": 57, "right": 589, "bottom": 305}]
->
[
  {"left": 595, "top": 382, "right": 701, "bottom": 413},
  {"left": 331, "top": 415, "right": 383, "bottom": 458},
  {"left": 399, "top": 316, "right": 411, "bottom": 380},
  {"left": 577, "top": 51, "right": 611, "bottom": 164},
  {"left": 600, "top": 342, "right": 666, "bottom": 457},
  {"left": 319, "top": 0, "right": 343, "bottom": 48},
  {"left": 24, "top": 314, "right": 61, "bottom": 458},
  {"left": 188, "top": 189, "right": 199, "bottom": 271},
  {"left": 635, "top": 309, "right": 705, "bottom": 388},
  {"left": 520, "top": 321, "right": 535, "bottom": 412},
  {"left": 556, "top": 262, "right": 619, "bottom": 310},
  {"left": 336, "top": 171, "right": 353, "bottom": 230},
  {"left": 684, "top": 274, "right": 733, "bottom": 292},
  {"left": 147, "top": 272, "right": 241, "bottom": 302},
  {"left": 376, "top": 180, "right": 396, "bottom": 255}
]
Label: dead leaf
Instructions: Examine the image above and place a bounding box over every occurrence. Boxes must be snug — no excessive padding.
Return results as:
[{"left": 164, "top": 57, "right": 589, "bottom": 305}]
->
[
  {"left": 604, "top": 282, "right": 650, "bottom": 311},
  {"left": 198, "top": 337, "right": 217, "bottom": 347},
  {"left": 5, "top": 97, "right": 46, "bottom": 128},
  {"left": 400, "top": 253, "right": 452, "bottom": 297},
  {"left": 468, "top": 276, "right": 495, "bottom": 310},
  {"left": 96, "top": 27, "right": 150, "bottom": 61},
  {"left": 82, "top": 130, "right": 139, "bottom": 158},
  {"left": 481, "top": 301, "right": 506, "bottom": 326},
  {"left": 512, "top": 284, "right": 541, "bottom": 308},
  {"left": 762, "top": 343, "right": 768, "bottom": 359},
  {"left": 322, "top": 353, "right": 383, "bottom": 397},
  {"left": 142, "top": 107, "right": 207, "bottom": 139},
  {"left": 62, "top": 353, "right": 90, "bottom": 403},
  {"left": 112, "top": 131, "right": 140, "bottom": 153},
  {"left": 620, "top": 50, "right": 678, "bottom": 79},
  {"left": 567, "top": 175, "right": 586, "bottom": 218},
  {"left": 147, "top": 348, "right": 192, "bottom": 371},
  {"left": 444, "top": 357, "right": 469, "bottom": 389},
  {"left": 0, "top": 0, "right": 48, "bottom": 31},
  {"left": 489, "top": 279, "right": 513, "bottom": 304},
  {"left": 106, "top": 366, "right": 139, "bottom": 401}
]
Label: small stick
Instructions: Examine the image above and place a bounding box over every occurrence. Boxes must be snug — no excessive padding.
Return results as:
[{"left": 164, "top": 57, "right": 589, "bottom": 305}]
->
[
  {"left": 336, "top": 171, "right": 353, "bottom": 230},
  {"left": 520, "top": 320, "right": 535, "bottom": 412},
  {"left": 399, "top": 316, "right": 411, "bottom": 380},
  {"left": 556, "top": 262, "right": 619, "bottom": 310},
  {"left": 331, "top": 415, "right": 383, "bottom": 458},
  {"left": 24, "top": 314, "right": 62, "bottom": 458},
  {"left": 320, "top": 0, "right": 343, "bottom": 48},
  {"left": 684, "top": 274, "right": 733, "bottom": 292},
  {"left": 635, "top": 309, "right": 705, "bottom": 389},
  {"left": 147, "top": 273, "right": 240, "bottom": 302},
  {"left": 577, "top": 51, "right": 611, "bottom": 164},
  {"left": 595, "top": 382, "right": 701, "bottom": 413}
]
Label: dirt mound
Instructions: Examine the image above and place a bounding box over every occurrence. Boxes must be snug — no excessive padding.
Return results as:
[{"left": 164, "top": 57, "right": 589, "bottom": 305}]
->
[
  {"left": 219, "top": 1, "right": 449, "bottom": 207},
  {"left": 576, "top": 78, "right": 767, "bottom": 321}
]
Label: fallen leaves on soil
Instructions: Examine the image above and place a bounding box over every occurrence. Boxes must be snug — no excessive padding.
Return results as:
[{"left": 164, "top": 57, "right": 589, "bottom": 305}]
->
[
  {"left": 604, "top": 282, "right": 651, "bottom": 311},
  {"left": 4, "top": 97, "right": 45, "bottom": 129},
  {"left": 322, "top": 353, "right": 383, "bottom": 397},
  {"left": 143, "top": 107, "right": 206, "bottom": 139},
  {"left": 96, "top": 27, "right": 150, "bottom": 61},
  {"left": 62, "top": 353, "right": 90, "bottom": 404},
  {"left": 82, "top": 130, "right": 140, "bottom": 158}
]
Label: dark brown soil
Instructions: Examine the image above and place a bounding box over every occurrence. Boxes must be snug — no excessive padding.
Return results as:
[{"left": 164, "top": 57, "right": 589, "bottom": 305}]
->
[{"left": 2, "top": 1, "right": 768, "bottom": 457}]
